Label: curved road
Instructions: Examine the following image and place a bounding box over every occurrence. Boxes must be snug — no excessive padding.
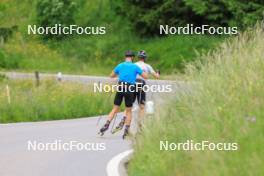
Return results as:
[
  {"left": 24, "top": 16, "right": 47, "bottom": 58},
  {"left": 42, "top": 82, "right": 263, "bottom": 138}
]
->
[
  {"left": 0, "top": 115, "right": 131, "bottom": 176},
  {"left": 0, "top": 72, "right": 186, "bottom": 176}
]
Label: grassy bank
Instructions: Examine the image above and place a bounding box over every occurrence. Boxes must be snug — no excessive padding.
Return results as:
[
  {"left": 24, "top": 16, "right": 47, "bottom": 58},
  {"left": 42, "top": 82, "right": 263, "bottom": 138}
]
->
[
  {"left": 0, "top": 78, "right": 113, "bottom": 123},
  {"left": 0, "top": 0, "right": 224, "bottom": 75},
  {"left": 128, "top": 25, "right": 264, "bottom": 176}
]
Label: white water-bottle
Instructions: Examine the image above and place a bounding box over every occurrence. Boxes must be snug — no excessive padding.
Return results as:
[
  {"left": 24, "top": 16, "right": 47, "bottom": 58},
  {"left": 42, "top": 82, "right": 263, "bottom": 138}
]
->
[{"left": 145, "top": 101, "right": 154, "bottom": 114}]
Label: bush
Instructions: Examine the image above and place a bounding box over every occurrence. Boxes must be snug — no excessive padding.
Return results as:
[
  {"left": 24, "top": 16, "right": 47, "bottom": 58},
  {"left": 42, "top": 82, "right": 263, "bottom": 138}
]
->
[
  {"left": 0, "top": 50, "right": 22, "bottom": 69},
  {"left": 185, "top": 0, "right": 264, "bottom": 27},
  {"left": 115, "top": 0, "right": 264, "bottom": 36},
  {"left": 36, "top": 0, "right": 77, "bottom": 39},
  {"left": 0, "top": 74, "right": 7, "bottom": 82}
]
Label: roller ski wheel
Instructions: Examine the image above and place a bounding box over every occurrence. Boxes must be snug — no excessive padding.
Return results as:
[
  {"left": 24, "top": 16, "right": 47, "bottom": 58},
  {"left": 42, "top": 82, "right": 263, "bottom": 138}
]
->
[{"left": 98, "top": 131, "right": 105, "bottom": 136}]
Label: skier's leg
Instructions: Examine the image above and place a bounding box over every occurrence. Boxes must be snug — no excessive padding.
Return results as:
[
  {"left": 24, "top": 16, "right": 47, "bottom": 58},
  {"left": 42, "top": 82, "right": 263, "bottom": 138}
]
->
[
  {"left": 99, "top": 105, "right": 119, "bottom": 135},
  {"left": 99, "top": 89, "right": 123, "bottom": 135},
  {"left": 122, "top": 88, "right": 134, "bottom": 139},
  {"left": 123, "top": 107, "right": 132, "bottom": 139}
]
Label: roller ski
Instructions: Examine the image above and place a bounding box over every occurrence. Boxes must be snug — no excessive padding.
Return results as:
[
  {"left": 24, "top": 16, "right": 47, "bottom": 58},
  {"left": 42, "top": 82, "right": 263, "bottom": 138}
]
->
[
  {"left": 112, "top": 116, "right": 126, "bottom": 134},
  {"left": 98, "top": 120, "right": 110, "bottom": 136}
]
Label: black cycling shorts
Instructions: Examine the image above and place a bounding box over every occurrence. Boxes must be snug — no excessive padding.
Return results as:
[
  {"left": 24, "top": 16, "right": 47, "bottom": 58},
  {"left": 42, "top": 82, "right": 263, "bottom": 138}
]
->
[
  {"left": 114, "top": 82, "right": 135, "bottom": 108},
  {"left": 133, "top": 79, "right": 146, "bottom": 105}
]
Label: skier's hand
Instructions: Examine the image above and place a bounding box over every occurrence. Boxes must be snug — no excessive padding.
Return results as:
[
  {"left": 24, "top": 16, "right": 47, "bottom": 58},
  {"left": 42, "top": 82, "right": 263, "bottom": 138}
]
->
[{"left": 155, "top": 70, "right": 160, "bottom": 79}]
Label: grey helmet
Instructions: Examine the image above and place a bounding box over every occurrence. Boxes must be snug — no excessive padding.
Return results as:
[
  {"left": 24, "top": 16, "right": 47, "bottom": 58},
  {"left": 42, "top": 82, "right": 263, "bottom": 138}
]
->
[
  {"left": 125, "top": 50, "right": 135, "bottom": 57},
  {"left": 138, "top": 50, "right": 147, "bottom": 60}
]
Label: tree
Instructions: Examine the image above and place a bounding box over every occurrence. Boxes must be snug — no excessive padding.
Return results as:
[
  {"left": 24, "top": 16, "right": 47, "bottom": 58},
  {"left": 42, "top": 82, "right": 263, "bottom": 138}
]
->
[
  {"left": 36, "top": 0, "right": 77, "bottom": 39},
  {"left": 115, "top": 0, "right": 264, "bottom": 36}
]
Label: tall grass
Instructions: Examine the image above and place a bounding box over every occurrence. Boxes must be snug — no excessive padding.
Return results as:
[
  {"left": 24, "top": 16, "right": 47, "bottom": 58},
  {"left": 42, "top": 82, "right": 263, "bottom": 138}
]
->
[
  {"left": 0, "top": 79, "right": 113, "bottom": 123},
  {"left": 128, "top": 24, "right": 264, "bottom": 176}
]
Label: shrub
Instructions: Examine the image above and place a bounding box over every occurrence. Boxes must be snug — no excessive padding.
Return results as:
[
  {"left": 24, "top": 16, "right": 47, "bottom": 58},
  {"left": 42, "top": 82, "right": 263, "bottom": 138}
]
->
[
  {"left": 0, "top": 50, "right": 22, "bottom": 69},
  {"left": 36, "top": 0, "right": 77, "bottom": 39},
  {"left": 115, "top": 0, "right": 264, "bottom": 36}
]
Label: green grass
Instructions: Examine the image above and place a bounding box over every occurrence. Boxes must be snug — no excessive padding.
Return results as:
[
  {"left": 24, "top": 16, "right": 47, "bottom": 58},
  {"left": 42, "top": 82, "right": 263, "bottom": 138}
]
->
[
  {"left": 128, "top": 25, "right": 264, "bottom": 176},
  {"left": 0, "top": 0, "right": 224, "bottom": 75},
  {"left": 0, "top": 78, "right": 114, "bottom": 123}
]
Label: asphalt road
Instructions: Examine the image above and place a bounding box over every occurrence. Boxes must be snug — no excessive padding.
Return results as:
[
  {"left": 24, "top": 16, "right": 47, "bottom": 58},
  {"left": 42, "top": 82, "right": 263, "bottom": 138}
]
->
[
  {"left": 0, "top": 115, "right": 132, "bottom": 176},
  {"left": 0, "top": 72, "right": 185, "bottom": 176}
]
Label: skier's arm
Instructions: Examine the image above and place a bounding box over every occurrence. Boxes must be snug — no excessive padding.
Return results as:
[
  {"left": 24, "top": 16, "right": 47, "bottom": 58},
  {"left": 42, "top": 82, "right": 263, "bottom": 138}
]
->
[
  {"left": 141, "top": 72, "right": 148, "bottom": 79},
  {"left": 152, "top": 71, "right": 160, "bottom": 79},
  {"left": 136, "top": 64, "right": 148, "bottom": 79},
  {"left": 111, "top": 64, "right": 121, "bottom": 78},
  {"left": 148, "top": 65, "right": 160, "bottom": 79},
  {"left": 110, "top": 71, "right": 117, "bottom": 78}
]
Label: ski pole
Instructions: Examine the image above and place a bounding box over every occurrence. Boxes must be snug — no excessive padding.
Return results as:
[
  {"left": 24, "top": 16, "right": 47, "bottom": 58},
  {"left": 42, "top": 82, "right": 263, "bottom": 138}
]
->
[
  {"left": 96, "top": 114, "right": 102, "bottom": 126},
  {"left": 110, "top": 113, "right": 117, "bottom": 133},
  {"left": 96, "top": 81, "right": 114, "bottom": 126},
  {"left": 96, "top": 81, "right": 103, "bottom": 126}
]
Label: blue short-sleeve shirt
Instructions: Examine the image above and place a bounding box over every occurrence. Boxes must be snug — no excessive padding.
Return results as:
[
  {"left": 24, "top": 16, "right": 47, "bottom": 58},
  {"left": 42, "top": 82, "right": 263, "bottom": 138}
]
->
[{"left": 114, "top": 61, "right": 143, "bottom": 84}]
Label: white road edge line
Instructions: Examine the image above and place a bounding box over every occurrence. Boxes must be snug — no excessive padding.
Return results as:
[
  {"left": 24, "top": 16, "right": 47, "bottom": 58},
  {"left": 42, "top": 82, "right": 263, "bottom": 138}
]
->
[{"left": 107, "top": 149, "right": 134, "bottom": 176}]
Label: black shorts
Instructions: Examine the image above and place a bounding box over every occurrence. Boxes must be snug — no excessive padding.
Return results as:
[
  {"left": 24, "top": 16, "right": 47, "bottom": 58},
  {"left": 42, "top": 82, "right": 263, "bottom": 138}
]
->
[
  {"left": 133, "top": 79, "right": 146, "bottom": 105},
  {"left": 114, "top": 82, "right": 135, "bottom": 108}
]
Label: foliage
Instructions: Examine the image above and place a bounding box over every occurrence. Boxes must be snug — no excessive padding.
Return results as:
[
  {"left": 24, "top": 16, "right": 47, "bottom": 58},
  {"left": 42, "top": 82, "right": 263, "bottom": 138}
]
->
[
  {"left": 0, "top": 50, "right": 22, "bottom": 69},
  {"left": 36, "top": 0, "right": 77, "bottom": 39},
  {"left": 129, "top": 24, "right": 264, "bottom": 176},
  {"left": 115, "top": 0, "right": 264, "bottom": 36},
  {"left": 0, "top": 0, "right": 223, "bottom": 74},
  {"left": 0, "top": 79, "right": 113, "bottom": 123}
]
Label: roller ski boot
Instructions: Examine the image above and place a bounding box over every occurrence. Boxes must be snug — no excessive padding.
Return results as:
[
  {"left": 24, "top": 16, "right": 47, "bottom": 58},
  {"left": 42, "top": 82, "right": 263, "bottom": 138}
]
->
[
  {"left": 122, "top": 125, "right": 130, "bottom": 139},
  {"left": 98, "top": 120, "right": 110, "bottom": 136},
  {"left": 112, "top": 116, "right": 126, "bottom": 134}
]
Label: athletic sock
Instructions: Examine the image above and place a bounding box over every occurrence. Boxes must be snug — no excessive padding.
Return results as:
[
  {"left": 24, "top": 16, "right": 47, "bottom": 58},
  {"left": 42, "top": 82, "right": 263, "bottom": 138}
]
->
[{"left": 122, "top": 116, "right": 126, "bottom": 121}]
